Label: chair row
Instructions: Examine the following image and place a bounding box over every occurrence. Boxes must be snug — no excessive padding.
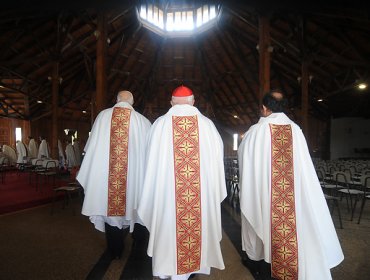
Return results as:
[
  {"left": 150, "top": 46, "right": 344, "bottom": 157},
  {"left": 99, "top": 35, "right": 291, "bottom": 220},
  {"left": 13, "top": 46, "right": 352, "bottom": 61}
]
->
[{"left": 317, "top": 169, "right": 370, "bottom": 225}]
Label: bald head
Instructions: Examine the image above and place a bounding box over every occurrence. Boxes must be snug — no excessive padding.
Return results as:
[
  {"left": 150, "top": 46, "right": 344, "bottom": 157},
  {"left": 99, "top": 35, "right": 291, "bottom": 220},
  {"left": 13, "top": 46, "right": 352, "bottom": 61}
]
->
[
  {"left": 262, "top": 90, "right": 287, "bottom": 113},
  {"left": 117, "top": 90, "right": 134, "bottom": 105},
  {"left": 271, "top": 91, "right": 284, "bottom": 101}
]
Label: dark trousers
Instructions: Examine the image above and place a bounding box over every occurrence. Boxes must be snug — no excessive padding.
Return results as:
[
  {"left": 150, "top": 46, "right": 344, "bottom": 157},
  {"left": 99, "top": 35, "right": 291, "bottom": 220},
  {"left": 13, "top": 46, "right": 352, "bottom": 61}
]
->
[
  {"left": 242, "top": 254, "right": 275, "bottom": 280},
  {"left": 105, "top": 223, "right": 128, "bottom": 259}
]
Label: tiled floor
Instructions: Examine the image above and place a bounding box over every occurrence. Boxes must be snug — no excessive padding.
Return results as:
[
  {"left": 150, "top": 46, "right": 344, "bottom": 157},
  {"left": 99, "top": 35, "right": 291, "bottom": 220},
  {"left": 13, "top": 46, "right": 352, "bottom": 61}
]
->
[{"left": 0, "top": 195, "right": 369, "bottom": 280}]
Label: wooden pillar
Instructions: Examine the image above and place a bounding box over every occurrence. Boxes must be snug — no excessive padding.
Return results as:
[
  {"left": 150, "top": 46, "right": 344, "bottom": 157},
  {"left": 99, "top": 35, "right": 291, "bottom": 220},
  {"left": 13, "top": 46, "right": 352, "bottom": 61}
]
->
[
  {"left": 300, "top": 15, "right": 309, "bottom": 140},
  {"left": 258, "top": 15, "right": 271, "bottom": 105},
  {"left": 301, "top": 61, "right": 309, "bottom": 138},
  {"left": 51, "top": 61, "right": 59, "bottom": 159},
  {"left": 90, "top": 96, "right": 95, "bottom": 129},
  {"left": 96, "top": 12, "right": 107, "bottom": 116}
]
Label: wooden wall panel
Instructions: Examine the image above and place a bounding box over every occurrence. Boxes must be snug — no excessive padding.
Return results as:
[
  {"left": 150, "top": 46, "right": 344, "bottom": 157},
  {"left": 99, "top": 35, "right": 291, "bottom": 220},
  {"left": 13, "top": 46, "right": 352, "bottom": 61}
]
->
[{"left": 0, "top": 117, "right": 30, "bottom": 148}]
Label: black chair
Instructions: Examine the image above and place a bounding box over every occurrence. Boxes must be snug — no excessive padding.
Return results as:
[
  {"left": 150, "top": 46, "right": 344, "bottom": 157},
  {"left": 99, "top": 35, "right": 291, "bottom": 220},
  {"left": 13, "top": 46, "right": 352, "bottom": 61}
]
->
[
  {"left": 335, "top": 172, "right": 364, "bottom": 221},
  {"left": 355, "top": 176, "right": 370, "bottom": 224},
  {"left": 50, "top": 167, "right": 83, "bottom": 215},
  {"left": 36, "top": 160, "right": 58, "bottom": 191},
  {"left": 324, "top": 194, "right": 343, "bottom": 229}
]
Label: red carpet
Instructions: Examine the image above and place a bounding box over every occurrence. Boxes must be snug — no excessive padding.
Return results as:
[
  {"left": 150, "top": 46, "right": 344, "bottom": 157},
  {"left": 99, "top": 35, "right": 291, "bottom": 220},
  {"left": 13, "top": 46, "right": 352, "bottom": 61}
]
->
[{"left": 0, "top": 169, "right": 66, "bottom": 215}]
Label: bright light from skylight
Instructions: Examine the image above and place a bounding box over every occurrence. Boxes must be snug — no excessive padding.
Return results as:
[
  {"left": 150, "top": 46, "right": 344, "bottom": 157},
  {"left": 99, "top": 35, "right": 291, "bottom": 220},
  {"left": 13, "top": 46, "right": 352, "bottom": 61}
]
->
[{"left": 139, "top": 3, "right": 220, "bottom": 37}]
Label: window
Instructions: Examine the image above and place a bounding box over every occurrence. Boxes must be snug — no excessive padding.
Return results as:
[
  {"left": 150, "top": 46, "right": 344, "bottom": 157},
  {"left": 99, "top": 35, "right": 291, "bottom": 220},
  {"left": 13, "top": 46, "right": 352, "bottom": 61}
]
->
[
  {"left": 15, "top": 127, "right": 22, "bottom": 142},
  {"left": 233, "top": 133, "right": 238, "bottom": 151},
  {"left": 139, "top": 3, "right": 220, "bottom": 37}
]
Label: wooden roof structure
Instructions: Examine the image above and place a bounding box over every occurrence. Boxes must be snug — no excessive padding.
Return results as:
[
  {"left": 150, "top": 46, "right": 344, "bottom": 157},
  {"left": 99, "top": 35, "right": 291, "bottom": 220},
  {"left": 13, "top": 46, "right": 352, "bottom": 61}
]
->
[{"left": 0, "top": 1, "right": 369, "bottom": 133}]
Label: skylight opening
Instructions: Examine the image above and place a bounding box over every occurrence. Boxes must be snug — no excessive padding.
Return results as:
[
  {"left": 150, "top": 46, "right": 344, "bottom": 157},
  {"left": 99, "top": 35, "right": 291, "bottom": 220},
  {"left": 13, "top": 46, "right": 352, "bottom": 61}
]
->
[{"left": 139, "top": 3, "right": 220, "bottom": 37}]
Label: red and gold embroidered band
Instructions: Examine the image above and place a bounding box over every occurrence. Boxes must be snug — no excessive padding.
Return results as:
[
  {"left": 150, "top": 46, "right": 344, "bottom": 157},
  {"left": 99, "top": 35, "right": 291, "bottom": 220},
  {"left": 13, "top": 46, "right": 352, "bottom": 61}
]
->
[
  {"left": 108, "top": 107, "right": 131, "bottom": 216},
  {"left": 270, "top": 124, "right": 298, "bottom": 280},
  {"left": 172, "top": 116, "right": 202, "bottom": 275}
]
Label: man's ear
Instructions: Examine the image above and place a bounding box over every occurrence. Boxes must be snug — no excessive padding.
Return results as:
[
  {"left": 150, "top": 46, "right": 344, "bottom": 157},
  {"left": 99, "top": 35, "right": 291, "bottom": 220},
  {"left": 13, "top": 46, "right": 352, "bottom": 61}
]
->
[{"left": 261, "top": 105, "right": 270, "bottom": 117}]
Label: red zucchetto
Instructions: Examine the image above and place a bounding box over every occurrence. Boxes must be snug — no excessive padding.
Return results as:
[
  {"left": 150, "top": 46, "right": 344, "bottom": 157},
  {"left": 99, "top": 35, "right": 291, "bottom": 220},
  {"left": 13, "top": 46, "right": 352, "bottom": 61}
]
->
[{"left": 172, "top": 85, "right": 193, "bottom": 97}]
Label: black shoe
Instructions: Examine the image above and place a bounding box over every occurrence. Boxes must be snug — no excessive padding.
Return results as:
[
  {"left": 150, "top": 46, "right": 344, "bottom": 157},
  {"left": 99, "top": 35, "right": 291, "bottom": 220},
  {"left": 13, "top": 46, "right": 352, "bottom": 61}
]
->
[{"left": 242, "top": 257, "right": 262, "bottom": 279}]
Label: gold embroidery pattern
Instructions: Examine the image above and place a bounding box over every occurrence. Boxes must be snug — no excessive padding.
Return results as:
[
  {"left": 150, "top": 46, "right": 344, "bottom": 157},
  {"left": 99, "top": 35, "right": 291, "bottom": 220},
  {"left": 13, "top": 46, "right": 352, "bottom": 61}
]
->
[
  {"left": 108, "top": 107, "right": 131, "bottom": 216},
  {"left": 270, "top": 124, "right": 298, "bottom": 280},
  {"left": 172, "top": 116, "right": 201, "bottom": 275}
]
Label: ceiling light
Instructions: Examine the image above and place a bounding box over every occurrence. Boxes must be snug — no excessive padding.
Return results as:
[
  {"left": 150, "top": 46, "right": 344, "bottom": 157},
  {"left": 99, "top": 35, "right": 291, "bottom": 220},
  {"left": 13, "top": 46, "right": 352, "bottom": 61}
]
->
[
  {"left": 37, "top": 100, "right": 43, "bottom": 104},
  {"left": 82, "top": 110, "right": 87, "bottom": 114},
  {"left": 233, "top": 115, "right": 238, "bottom": 119},
  {"left": 317, "top": 98, "right": 323, "bottom": 102},
  {"left": 358, "top": 83, "right": 367, "bottom": 90}
]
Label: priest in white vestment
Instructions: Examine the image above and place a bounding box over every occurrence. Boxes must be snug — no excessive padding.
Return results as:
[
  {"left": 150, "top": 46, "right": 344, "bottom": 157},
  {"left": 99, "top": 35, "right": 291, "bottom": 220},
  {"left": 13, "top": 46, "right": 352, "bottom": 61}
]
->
[
  {"left": 28, "top": 137, "right": 38, "bottom": 158},
  {"left": 2, "top": 144, "right": 17, "bottom": 165},
  {"left": 72, "top": 140, "right": 81, "bottom": 165},
  {"left": 16, "top": 140, "right": 27, "bottom": 164},
  {"left": 238, "top": 91, "right": 344, "bottom": 280},
  {"left": 58, "top": 140, "right": 66, "bottom": 169},
  {"left": 65, "top": 141, "right": 77, "bottom": 168},
  {"left": 77, "top": 90, "right": 151, "bottom": 259},
  {"left": 138, "top": 86, "right": 227, "bottom": 280},
  {"left": 37, "top": 137, "right": 50, "bottom": 158}
]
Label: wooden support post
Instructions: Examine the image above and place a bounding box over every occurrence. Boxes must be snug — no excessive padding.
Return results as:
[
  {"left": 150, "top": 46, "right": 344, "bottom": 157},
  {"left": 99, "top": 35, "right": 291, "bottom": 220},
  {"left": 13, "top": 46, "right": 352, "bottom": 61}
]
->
[
  {"left": 299, "top": 16, "right": 309, "bottom": 141},
  {"left": 301, "top": 61, "right": 309, "bottom": 139},
  {"left": 96, "top": 12, "right": 107, "bottom": 117},
  {"left": 51, "top": 61, "right": 59, "bottom": 159},
  {"left": 259, "top": 15, "right": 271, "bottom": 105}
]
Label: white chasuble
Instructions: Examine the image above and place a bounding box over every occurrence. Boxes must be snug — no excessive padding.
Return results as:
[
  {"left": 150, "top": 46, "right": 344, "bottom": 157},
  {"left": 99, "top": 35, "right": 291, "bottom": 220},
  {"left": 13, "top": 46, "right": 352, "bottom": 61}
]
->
[
  {"left": 238, "top": 113, "right": 344, "bottom": 280},
  {"left": 3, "top": 145, "right": 17, "bottom": 164},
  {"left": 65, "top": 144, "right": 77, "bottom": 167},
  {"left": 16, "top": 141, "right": 27, "bottom": 163},
  {"left": 138, "top": 104, "right": 226, "bottom": 279},
  {"left": 28, "top": 139, "right": 38, "bottom": 158},
  {"left": 58, "top": 140, "right": 66, "bottom": 167},
  {"left": 38, "top": 139, "right": 50, "bottom": 158},
  {"left": 77, "top": 102, "right": 151, "bottom": 232}
]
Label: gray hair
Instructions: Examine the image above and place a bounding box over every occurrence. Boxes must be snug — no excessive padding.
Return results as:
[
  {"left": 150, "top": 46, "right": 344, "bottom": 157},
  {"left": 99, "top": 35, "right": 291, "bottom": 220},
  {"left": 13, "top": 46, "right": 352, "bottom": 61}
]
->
[
  {"left": 117, "top": 90, "right": 134, "bottom": 105},
  {"left": 171, "top": 95, "right": 195, "bottom": 105}
]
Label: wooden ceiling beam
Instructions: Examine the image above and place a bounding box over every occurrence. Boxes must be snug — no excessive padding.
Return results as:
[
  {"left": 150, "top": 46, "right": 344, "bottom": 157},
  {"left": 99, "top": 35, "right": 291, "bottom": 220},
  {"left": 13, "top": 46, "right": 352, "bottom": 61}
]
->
[
  {"left": 117, "top": 29, "right": 160, "bottom": 108},
  {"left": 218, "top": 26, "right": 259, "bottom": 107},
  {"left": 55, "top": 13, "right": 75, "bottom": 54},
  {"left": 108, "top": 27, "right": 145, "bottom": 81},
  {"left": 214, "top": 27, "right": 258, "bottom": 122},
  {"left": 201, "top": 37, "right": 253, "bottom": 125},
  {"left": 0, "top": 66, "right": 42, "bottom": 89},
  {"left": 199, "top": 48, "right": 236, "bottom": 116},
  {"left": 194, "top": 37, "right": 218, "bottom": 119},
  {"left": 83, "top": 52, "right": 95, "bottom": 88},
  {"left": 312, "top": 54, "right": 370, "bottom": 68},
  {"left": 0, "top": 98, "right": 25, "bottom": 119},
  {"left": 0, "top": 83, "right": 29, "bottom": 97},
  {"left": 227, "top": 7, "right": 302, "bottom": 56}
]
